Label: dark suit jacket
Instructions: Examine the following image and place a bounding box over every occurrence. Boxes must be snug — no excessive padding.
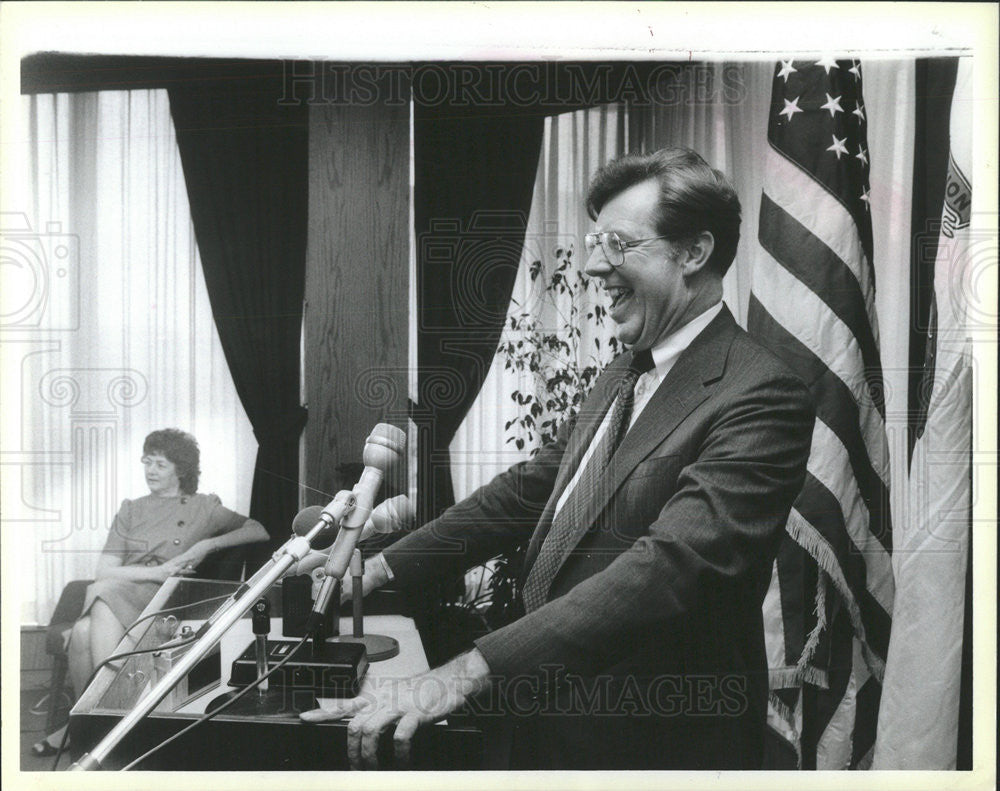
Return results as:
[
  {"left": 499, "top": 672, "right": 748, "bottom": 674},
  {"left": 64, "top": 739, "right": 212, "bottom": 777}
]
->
[{"left": 383, "top": 306, "right": 815, "bottom": 769}]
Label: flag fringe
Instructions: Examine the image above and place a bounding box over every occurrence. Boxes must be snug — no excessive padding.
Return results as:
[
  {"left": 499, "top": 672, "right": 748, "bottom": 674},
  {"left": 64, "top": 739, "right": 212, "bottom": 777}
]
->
[
  {"left": 797, "top": 567, "right": 828, "bottom": 677},
  {"left": 768, "top": 691, "right": 803, "bottom": 769},
  {"left": 768, "top": 691, "right": 797, "bottom": 731},
  {"left": 786, "top": 510, "right": 886, "bottom": 682},
  {"left": 769, "top": 667, "right": 802, "bottom": 689}
]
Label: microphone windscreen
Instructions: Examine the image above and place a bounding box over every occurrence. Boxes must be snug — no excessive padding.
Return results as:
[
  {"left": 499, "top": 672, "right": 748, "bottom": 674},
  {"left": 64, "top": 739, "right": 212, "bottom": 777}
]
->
[
  {"left": 291, "top": 505, "right": 338, "bottom": 549},
  {"left": 363, "top": 424, "right": 407, "bottom": 469}
]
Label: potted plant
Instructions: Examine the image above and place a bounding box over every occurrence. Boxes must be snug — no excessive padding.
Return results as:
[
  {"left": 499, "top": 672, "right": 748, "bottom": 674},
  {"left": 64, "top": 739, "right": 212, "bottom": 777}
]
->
[{"left": 479, "top": 242, "right": 620, "bottom": 628}]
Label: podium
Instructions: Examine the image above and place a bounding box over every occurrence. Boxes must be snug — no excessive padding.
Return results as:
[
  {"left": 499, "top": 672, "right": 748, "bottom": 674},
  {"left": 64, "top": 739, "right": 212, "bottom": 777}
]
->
[{"left": 67, "top": 577, "right": 484, "bottom": 770}]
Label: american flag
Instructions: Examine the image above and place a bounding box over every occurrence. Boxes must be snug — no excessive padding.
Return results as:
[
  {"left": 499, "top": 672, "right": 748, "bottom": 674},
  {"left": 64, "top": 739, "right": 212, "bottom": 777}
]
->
[{"left": 749, "top": 58, "right": 894, "bottom": 769}]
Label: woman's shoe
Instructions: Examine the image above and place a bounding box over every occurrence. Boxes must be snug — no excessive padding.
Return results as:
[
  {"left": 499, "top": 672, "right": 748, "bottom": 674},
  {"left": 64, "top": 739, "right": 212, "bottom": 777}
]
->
[{"left": 30, "top": 739, "right": 59, "bottom": 757}]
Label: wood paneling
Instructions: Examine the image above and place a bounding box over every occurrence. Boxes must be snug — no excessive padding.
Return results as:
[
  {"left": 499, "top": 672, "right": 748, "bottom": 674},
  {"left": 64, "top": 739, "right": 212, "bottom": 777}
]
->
[{"left": 304, "top": 100, "right": 410, "bottom": 505}]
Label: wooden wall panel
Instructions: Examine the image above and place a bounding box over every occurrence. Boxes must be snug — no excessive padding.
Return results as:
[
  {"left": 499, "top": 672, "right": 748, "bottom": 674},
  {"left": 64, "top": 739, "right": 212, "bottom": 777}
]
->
[{"left": 304, "top": 101, "right": 409, "bottom": 505}]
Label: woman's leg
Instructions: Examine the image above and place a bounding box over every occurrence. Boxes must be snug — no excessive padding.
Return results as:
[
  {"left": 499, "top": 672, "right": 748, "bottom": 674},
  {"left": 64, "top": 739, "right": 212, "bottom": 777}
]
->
[
  {"left": 41, "top": 616, "right": 95, "bottom": 749},
  {"left": 67, "top": 616, "right": 93, "bottom": 700},
  {"left": 88, "top": 599, "right": 126, "bottom": 670}
]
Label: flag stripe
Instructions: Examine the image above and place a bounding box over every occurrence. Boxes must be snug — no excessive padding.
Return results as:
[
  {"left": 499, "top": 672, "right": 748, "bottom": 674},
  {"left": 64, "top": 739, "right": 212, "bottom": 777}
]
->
[
  {"left": 774, "top": 536, "right": 809, "bottom": 671},
  {"left": 762, "top": 146, "right": 878, "bottom": 333},
  {"left": 817, "top": 635, "right": 873, "bottom": 768},
  {"left": 814, "top": 633, "right": 857, "bottom": 769},
  {"left": 851, "top": 675, "right": 882, "bottom": 767},
  {"left": 752, "top": 252, "right": 889, "bottom": 489},
  {"left": 807, "top": 420, "right": 893, "bottom": 609},
  {"left": 759, "top": 193, "right": 885, "bottom": 418},
  {"left": 748, "top": 295, "right": 892, "bottom": 552},
  {"left": 794, "top": 477, "right": 892, "bottom": 660},
  {"left": 762, "top": 558, "right": 789, "bottom": 672}
]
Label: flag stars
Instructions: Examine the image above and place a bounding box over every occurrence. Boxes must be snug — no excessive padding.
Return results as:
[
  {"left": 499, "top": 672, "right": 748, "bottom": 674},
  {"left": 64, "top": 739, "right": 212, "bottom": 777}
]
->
[
  {"left": 848, "top": 60, "right": 862, "bottom": 80},
  {"left": 827, "top": 134, "right": 849, "bottom": 159},
  {"left": 852, "top": 102, "right": 866, "bottom": 123},
  {"left": 821, "top": 93, "right": 844, "bottom": 118},
  {"left": 859, "top": 185, "right": 871, "bottom": 209},
  {"left": 815, "top": 55, "right": 840, "bottom": 74},
  {"left": 779, "top": 96, "right": 804, "bottom": 121},
  {"left": 777, "top": 60, "right": 798, "bottom": 82},
  {"left": 855, "top": 145, "right": 869, "bottom": 166}
]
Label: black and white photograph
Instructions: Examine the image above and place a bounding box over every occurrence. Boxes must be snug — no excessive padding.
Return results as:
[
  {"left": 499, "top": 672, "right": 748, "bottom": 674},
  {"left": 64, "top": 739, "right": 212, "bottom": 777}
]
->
[{"left": 1, "top": 3, "right": 996, "bottom": 788}]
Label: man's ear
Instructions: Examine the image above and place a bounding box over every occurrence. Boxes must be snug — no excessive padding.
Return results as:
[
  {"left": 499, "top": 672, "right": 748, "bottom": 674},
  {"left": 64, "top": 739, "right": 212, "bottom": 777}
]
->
[{"left": 680, "top": 231, "right": 715, "bottom": 276}]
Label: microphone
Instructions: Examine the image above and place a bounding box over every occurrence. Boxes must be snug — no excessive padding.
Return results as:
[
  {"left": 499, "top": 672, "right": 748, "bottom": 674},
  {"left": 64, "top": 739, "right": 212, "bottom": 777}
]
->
[
  {"left": 308, "top": 424, "right": 405, "bottom": 629},
  {"left": 323, "top": 424, "right": 405, "bottom": 579},
  {"left": 197, "top": 491, "right": 356, "bottom": 639},
  {"left": 287, "top": 494, "right": 415, "bottom": 579},
  {"left": 291, "top": 490, "right": 355, "bottom": 548},
  {"left": 291, "top": 504, "right": 338, "bottom": 550}
]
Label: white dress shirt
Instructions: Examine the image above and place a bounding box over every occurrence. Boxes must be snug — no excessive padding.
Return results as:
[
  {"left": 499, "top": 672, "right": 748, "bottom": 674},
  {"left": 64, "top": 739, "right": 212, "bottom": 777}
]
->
[{"left": 553, "top": 300, "right": 724, "bottom": 517}]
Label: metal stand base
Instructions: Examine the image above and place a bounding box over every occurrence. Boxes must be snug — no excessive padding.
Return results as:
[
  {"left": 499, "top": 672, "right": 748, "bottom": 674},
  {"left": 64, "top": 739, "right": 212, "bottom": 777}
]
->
[{"left": 331, "top": 633, "right": 399, "bottom": 661}]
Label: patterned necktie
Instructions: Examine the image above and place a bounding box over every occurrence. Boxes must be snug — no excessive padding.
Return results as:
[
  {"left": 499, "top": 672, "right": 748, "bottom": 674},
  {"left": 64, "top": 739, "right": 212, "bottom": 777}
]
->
[{"left": 521, "top": 348, "right": 655, "bottom": 613}]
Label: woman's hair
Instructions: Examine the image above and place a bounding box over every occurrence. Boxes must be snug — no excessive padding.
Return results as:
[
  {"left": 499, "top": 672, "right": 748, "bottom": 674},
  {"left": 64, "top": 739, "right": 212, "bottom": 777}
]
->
[{"left": 143, "top": 428, "right": 200, "bottom": 495}]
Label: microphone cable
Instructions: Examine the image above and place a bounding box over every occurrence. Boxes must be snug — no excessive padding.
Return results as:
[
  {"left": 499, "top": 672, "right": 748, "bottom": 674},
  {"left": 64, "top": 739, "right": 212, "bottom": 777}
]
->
[
  {"left": 121, "top": 591, "right": 234, "bottom": 641},
  {"left": 120, "top": 633, "right": 311, "bottom": 770}
]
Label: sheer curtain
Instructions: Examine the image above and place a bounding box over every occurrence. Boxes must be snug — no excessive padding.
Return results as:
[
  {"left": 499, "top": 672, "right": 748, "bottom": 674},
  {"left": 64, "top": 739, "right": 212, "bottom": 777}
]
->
[
  {"left": 3, "top": 90, "right": 256, "bottom": 624},
  {"left": 451, "top": 105, "right": 627, "bottom": 497}
]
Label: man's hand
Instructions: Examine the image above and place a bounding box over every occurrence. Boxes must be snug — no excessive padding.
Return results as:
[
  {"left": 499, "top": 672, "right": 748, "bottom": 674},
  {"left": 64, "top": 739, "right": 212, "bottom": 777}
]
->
[
  {"left": 292, "top": 549, "right": 328, "bottom": 577},
  {"left": 300, "top": 648, "right": 491, "bottom": 769}
]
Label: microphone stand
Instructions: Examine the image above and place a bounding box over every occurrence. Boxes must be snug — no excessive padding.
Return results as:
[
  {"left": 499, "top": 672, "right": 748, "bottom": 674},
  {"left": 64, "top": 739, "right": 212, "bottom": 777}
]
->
[
  {"left": 70, "top": 507, "right": 350, "bottom": 771},
  {"left": 331, "top": 549, "right": 399, "bottom": 660}
]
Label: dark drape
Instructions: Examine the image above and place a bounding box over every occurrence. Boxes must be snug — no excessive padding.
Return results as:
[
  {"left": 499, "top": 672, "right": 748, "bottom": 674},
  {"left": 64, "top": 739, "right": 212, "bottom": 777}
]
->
[
  {"left": 168, "top": 76, "right": 309, "bottom": 567},
  {"left": 413, "top": 101, "right": 544, "bottom": 522}
]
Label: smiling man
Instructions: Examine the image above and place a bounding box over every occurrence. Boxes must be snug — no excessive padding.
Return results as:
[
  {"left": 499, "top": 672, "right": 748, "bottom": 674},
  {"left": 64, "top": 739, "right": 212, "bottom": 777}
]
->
[{"left": 302, "top": 147, "right": 815, "bottom": 771}]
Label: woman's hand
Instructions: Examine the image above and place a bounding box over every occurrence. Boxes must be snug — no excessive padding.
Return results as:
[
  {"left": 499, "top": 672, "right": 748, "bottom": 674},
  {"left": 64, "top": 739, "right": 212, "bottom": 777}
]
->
[
  {"left": 169, "top": 539, "right": 216, "bottom": 573},
  {"left": 142, "top": 560, "right": 195, "bottom": 584}
]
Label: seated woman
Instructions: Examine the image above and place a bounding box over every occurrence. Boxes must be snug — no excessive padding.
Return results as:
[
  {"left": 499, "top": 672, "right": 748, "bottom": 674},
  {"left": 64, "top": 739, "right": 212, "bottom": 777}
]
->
[{"left": 32, "top": 428, "right": 268, "bottom": 756}]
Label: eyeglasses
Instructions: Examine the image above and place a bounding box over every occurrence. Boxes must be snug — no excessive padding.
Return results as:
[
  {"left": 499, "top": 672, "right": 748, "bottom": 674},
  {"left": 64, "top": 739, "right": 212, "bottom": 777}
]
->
[{"left": 584, "top": 231, "right": 672, "bottom": 267}]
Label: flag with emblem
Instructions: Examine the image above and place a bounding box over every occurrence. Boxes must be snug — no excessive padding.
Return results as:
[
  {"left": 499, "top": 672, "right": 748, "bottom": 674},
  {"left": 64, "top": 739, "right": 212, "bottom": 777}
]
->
[
  {"left": 872, "top": 56, "right": 973, "bottom": 770},
  {"left": 748, "top": 58, "right": 894, "bottom": 769}
]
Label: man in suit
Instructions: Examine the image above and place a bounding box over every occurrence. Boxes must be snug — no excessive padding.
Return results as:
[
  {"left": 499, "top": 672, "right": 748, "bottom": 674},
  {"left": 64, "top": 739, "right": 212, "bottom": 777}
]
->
[{"left": 301, "top": 147, "right": 815, "bottom": 770}]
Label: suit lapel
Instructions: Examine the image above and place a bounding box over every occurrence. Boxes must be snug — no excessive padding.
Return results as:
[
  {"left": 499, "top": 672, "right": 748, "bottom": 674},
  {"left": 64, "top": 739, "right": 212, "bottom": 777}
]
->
[{"left": 554, "top": 307, "right": 738, "bottom": 570}]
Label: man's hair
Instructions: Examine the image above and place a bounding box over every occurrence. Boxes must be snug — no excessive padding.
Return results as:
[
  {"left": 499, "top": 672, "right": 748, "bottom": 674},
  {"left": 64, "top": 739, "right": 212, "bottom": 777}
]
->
[
  {"left": 143, "top": 428, "right": 200, "bottom": 495},
  {"left": 586, "top": 147, "right": 742, "bottom": 277}
]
